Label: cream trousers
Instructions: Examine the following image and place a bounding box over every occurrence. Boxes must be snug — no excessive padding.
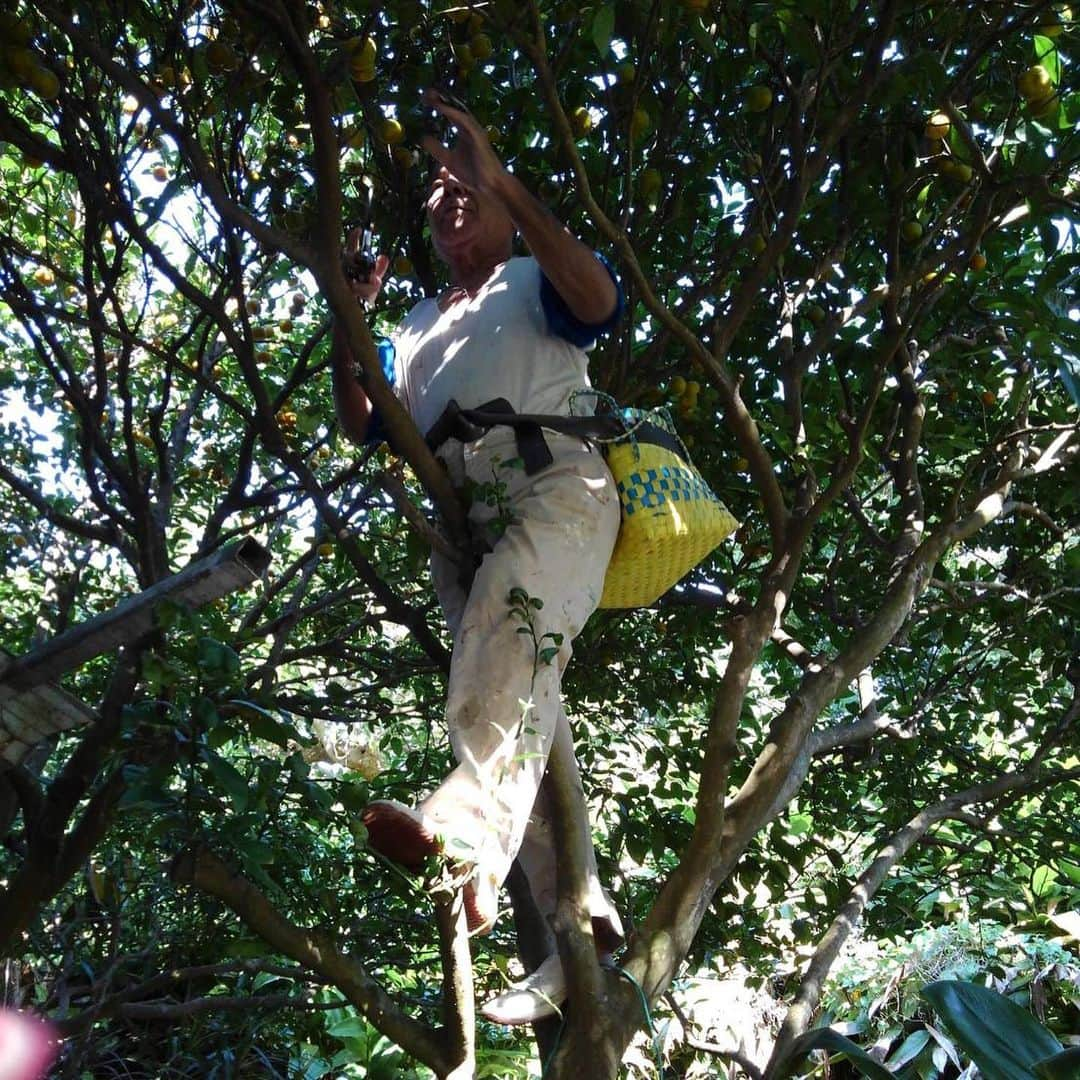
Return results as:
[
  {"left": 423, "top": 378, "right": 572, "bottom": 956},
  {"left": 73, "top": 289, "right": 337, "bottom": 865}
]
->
[{"left": 423, "top": 430, "right": 624, "bottom": 946}]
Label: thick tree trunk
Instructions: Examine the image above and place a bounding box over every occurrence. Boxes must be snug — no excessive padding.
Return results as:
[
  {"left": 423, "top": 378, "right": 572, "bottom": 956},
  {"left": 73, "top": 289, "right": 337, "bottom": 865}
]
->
[{"left": 542, "top": 973, "right": 631, "bottom": 1080}]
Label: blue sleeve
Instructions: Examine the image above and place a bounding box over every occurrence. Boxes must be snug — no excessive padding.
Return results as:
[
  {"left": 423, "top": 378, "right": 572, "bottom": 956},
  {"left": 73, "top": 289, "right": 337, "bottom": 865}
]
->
[
  {"left": 539, "top": 253, "right": 624, "bottom": 348},
  {"left": 362, "top": 337, "right": 398, "bottom": 446}
]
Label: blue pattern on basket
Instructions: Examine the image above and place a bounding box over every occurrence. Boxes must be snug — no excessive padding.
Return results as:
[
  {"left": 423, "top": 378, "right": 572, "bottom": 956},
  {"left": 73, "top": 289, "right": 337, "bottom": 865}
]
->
[{"left": 617, "top": 465, "right": 721, "bottom": 515}]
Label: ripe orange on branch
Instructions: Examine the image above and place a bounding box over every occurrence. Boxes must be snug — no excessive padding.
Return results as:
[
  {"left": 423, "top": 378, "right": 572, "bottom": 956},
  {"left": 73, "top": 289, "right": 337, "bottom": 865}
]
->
[
  {"left": 924, "top": 111, "right": 950, "bottom": 140},
  {"left": 940, "top": 159, "right": 973, "bottom": 183},
  {"left": 29, "top": 64, "right": 60, "bottom": 100},
  {"left": 1039, "top": 4, "right": 1072, "bottom": 35},
  {"left": 746, "top": 85, "right": 773, "bottom": 113},
  {"left": 348, "top": 38, "right": 377, "bottom": 83},
  {"left": 349, "top": 36, "right": 376, "bottom": 67},
  {"left": 571, "top": 106, "right": 593, "bottom": 138},
  {"left": 379, "top": 117, "right": 404, "bottom": 145},
  {"left": 1017, "top": 64, "right": 1052, "bottom": 102},
  {"left": 640, "top": 167, "right": 662, "bottom": 198},
  {"left": 630, "top": 107, "right": 651, "bottom": 141},
  {"left": 205, "top": 39, "right": 240, "bottom": 75},
  {"left": 901, "top": 220, "right": 924, "bottom": 243},
  {"left": 470, "top": 33, "right": 493, "bottom": 61}
]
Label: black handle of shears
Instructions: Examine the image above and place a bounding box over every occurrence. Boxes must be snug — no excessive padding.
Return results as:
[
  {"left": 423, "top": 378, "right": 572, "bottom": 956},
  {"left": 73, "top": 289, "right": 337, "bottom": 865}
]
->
[{"left": 344, "top": 181, "right": 376, "bottom": 281}]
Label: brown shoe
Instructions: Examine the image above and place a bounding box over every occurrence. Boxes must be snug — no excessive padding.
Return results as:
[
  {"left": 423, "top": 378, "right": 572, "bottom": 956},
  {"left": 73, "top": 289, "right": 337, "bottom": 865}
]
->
[{"left": 361, "top": 800, "right": 441, "bottom": 869}]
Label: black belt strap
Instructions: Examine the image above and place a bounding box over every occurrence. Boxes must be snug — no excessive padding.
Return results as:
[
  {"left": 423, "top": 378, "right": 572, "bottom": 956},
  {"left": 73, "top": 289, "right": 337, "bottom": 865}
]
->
[{"left": 425, "top": 398, "right": 626, "bottom": 476}]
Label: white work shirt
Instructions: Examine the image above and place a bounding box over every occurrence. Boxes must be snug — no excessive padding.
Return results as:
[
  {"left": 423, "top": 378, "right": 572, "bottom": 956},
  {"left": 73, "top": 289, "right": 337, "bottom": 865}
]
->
[{"left": 392, "top": 257, "right": 600, "bottom": 438}]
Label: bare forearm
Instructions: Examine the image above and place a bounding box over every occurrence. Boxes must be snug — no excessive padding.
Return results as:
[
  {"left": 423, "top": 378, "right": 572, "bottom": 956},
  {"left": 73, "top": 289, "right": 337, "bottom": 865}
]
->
[
  {"left": 492, "top": 172, "right": 617, "bottom": 324},
  {"left": 331, "top": 320, "right": 374, "bottom": 446}
]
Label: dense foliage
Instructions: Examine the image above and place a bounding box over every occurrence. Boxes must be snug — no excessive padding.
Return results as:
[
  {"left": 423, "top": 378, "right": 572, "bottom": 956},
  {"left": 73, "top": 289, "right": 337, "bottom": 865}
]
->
[{"left": 0, "top": 0, "right": 1077, "bottom": 1076}]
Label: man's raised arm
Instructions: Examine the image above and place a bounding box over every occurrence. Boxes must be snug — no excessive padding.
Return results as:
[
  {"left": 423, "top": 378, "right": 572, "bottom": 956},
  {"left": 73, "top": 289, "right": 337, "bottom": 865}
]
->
[{"left": 421, "top": 92, "right": 619, "bottom": 328}]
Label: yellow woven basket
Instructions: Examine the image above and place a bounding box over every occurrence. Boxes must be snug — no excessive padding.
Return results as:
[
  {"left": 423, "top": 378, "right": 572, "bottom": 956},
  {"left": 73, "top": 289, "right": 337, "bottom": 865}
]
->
[{"left": 598, "top": 413, "right": 738, "bottom": 609}]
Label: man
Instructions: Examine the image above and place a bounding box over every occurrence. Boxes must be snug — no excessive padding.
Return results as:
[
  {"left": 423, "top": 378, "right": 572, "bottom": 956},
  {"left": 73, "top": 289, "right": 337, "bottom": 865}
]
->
[{"left": 332, "top": 90, "right": 623, "bottom": 1024}]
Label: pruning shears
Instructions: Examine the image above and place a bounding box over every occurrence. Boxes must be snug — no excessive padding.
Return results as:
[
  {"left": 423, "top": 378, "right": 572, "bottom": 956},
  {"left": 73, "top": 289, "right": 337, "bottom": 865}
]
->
[{"left": 343, "top": 176, "right": 375, "bottom": 283}]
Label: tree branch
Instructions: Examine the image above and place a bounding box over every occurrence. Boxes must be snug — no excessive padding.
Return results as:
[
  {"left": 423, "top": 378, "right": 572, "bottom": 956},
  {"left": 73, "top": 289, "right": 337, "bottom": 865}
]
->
[
  {"left": 433, "top": 887, "right": 476, "bottom": 1079},
  {"left": 545, "top": 728, "right": 614, "bottom": 1073},
  {"left": 766, "top": 754, "right": 1080, "bottom": 1076},
  {"left": 0, "top": 460, "right": 121, "bottom": 547},
  {"left": 112, "top": 992, "right": 342, "bottom": 1022},
  {"left": 665, "top": 992, "right": 765, "bottom": 1080},
  {"left": 171, "top": 844, "right": 452, "bottom": 1076}
]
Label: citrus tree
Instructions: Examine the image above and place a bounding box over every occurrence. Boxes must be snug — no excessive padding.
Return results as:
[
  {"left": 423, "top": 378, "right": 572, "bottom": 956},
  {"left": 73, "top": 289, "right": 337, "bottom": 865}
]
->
[{"left": 0, "top": 0, "right": 1078, "bottom": 1077}]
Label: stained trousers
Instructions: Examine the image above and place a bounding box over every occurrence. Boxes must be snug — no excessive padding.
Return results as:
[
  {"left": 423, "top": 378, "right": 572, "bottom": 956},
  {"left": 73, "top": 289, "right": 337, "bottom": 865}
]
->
[{"left": 422, "top": 430, "right": 623, "bottom": 945}]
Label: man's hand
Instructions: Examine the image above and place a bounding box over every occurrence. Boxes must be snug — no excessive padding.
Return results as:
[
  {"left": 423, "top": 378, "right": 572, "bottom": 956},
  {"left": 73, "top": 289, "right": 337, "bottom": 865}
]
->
[
  {"left": 420, "top": 88, "right": 510, "bottom": 201},
  {"left": 343, "top": 226, "right": 389, "bottom": 306}
]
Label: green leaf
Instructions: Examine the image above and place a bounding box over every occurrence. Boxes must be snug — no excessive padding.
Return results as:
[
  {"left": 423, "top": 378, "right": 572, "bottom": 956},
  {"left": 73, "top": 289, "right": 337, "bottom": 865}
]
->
[
  {"left": 153, "top": 597, "right": 195, "bottom": 631},
  {"left": 1059, "top": 356, "right": 1080, "bottom": 407},
  {"left": 192, "top": 694, "right": 219, "bottom": 728},
  {"left": 1031, "top": 865, "right": 1059, "bottom": 897},
  {"left": 206, "top": 722, "right": 241, "bottom": 750},
  {"left": 228, "top": 699, "right": 296, "bottom": 747},
  {"left": 775, "top": 1027, "right": 894, "bottom": 1079},
  {"left": 327, "top": 1014, "right": 370, "bottom": 1040},
  {"left": 224, "top": 936, "right": 268, "bottom": 958},
  {"left": 1055, "top": 862, "right": 1080, "bottom": 886},
  {"left": 1034, "top": 1047, "right": 1080, "bottom": 1079},
  {"left": 235, "top": 837, "right": 275, "bottom": 866},
  {"left": 591, "top": 4, "right": 614, "bottom": 55},
  {"left": 921, "top": 980, "right": 1063, "bottom": 1080},
  {"left": 197, "top": 636, "right": 241, "bottom": 677},
  {"left": 140, "top": 651, "right": 181, "bottom": 693},
  {"left": 252, "top": 970, "right": 291, "bottom": 991},
  {"left": 1033, "top": 36, "right": 1060, "bottom": 84},
  {"left": 887, "top": 1028, "right": 931, "bottom": 1068},
  {"left": 204, "top": 753, "right": 250, "bottom": 813}
]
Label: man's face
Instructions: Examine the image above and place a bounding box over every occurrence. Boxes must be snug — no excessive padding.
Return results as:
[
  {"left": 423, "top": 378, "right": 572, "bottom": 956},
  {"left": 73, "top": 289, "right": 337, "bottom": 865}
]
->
[{"left": 425, "top": 166, "right": 512, "bottom": 264}]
